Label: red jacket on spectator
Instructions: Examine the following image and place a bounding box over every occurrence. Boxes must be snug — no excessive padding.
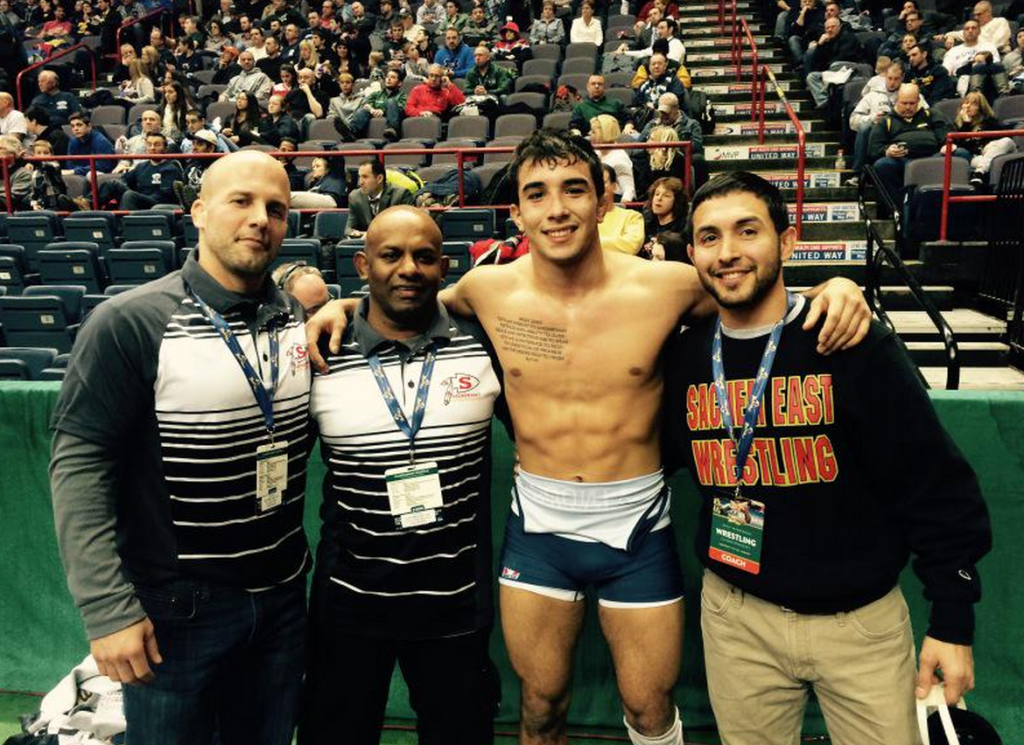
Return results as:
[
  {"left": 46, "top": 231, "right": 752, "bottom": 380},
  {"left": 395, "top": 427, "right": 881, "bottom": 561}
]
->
[
  {"left": 638, "top": 0, "right": 679, "bottom": 20},
  {"left": 404, "top": 81, "right": 466, "bottom": 117}
]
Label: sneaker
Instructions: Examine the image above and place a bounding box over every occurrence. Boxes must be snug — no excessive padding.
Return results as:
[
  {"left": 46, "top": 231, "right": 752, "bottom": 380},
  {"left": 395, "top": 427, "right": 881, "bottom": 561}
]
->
[
  {"left": 970, "top": 171, "right": 985, "bottom": 188},
  {"left": 382, "top": 127, "right": 398, "bottom": 142},
  {"left": 845, "top": 175, "right": 860, "bottom": 187},
  {"left": 333, "top": 116, "right": 356, "bottom": 142}
]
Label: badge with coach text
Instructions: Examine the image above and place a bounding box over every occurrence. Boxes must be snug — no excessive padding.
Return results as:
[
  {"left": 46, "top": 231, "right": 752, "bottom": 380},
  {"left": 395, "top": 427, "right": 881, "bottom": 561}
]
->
[
  {"left": 709, "top": 492, "right": 764, "bottom": 574},
  {"left": 256, "top": 440, "right": 289, "bottom": 513},
  {"left": 385, "top": 462, "right": 444, "bottom": 529}
]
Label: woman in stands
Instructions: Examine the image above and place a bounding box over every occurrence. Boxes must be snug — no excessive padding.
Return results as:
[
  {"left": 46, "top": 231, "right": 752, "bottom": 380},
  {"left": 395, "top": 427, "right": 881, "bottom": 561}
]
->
[
  {"left": 119, "top": 58, "right": 157, "bottom": 105},
  {"left": 949, "top": 91, "right": 1017, "bottom": 186},
  {"left": 570, "top": 1, "right": 602, "bottom": 46},
  {"left": 296, "top": 38, "right": 319, "bottom": 73},
  {"left": 334, "top": 38, "right": 364, "bottom": 79},
  {"left": 205, "top": 18, "right": 229, "bottom": 53},
  {"left": 159, "top": 80, "right": 193, "bottom": 145},
  {"left": 273, "top": 63, "right": 297, "bottom": 99},
  {"left": 221, "top": 90, "right": 263, "bottom": 146},
  {"left": 642, "top": 175, "right": 688, "bottom": 253},
  {"left": 590, "top": 114, "right": 636, "bottom": 202}
]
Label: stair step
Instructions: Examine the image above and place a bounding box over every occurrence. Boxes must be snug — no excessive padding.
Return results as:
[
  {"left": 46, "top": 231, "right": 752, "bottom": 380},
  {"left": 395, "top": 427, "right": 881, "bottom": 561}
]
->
[
  {"left": 696, "top": 80, "right": 796, "bottom": 95},
  {"left": 789, "top": 240, "right": 867, "bottom": 261},
  {"left": 712, "top": 100, "right": 810, "bottom": 116},
  {"left": 705, "top": 132, "right": 835, "bottom": 145},
  {"left": 679, "top": 26, "right": 767, "bottom": 38},
  {"left": 878, "top": 285, "right": 957, "bottom": 310},
  {"left": 711, "top": 157, "right": 844, "bottom": 173},
  {"left": 704, "top": 90, "right": 812, "bottom": 103},
  {"left": 750, "top": 171, "right": 844, "bottom": 189},
  {"left": 684, "top": 36, "right": 770, "bottom": 48},
  {"left": 690, "top": 64, "right": 788, "bottom": 78},
  {"left": 706, "top": 141, "right": 832, "bottom": 160},
  {"left": 712, "top": 121, "right": 821, "bottom": 135},
  {"left": 906, "top": 341, "right": 1009, "bottom": 367},
  {"left": 920, "top": 365, "right": 1024, "bottom": 390},
  {"left": 787, "top": 201, "right": 861, "bottom": 222},
  {"left": 686, "top": 50, "right": 786, "bottom": 64},
  {"left": 887, "top": 308, "right": 1006, "bottom": 339}
]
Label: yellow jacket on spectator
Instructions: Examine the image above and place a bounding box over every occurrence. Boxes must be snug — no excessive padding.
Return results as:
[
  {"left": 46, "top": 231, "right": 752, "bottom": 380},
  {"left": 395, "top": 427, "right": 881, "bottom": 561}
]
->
[{"left": 598, "top": 206, "right": 646, "bottom": 255}]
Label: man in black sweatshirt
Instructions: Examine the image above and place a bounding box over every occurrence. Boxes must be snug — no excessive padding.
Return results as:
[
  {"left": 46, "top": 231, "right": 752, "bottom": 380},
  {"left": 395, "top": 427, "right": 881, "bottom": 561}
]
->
[
  {"left": 662, "top": 171, "right": 991, "bottom": 745},
  {"left": 120, "top": 132, "right": 184, "bottom": 210}
]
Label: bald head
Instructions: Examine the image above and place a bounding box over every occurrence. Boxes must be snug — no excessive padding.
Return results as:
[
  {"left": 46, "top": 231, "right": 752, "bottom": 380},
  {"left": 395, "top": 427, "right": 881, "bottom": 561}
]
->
[
  {"left": 290, "top": 271, "right": 331, "bottom": 315},
  {"left": 200, "top": 149, "right": 289, "bottom": 202},
  {"left": 365, "top": 205, "right": 443, "bottom": 251}
]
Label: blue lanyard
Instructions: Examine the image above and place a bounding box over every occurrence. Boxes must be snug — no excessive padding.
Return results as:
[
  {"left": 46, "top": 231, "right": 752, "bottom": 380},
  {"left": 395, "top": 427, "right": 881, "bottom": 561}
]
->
[
  {"left": 188, "top": 287, "right": 280, "bottom": 442},
  {"left": 711, "top": 293, "right": 796, "bottom": 491},
  {"left": 368, "top": 344, "right": 437, "bottom": 462}
]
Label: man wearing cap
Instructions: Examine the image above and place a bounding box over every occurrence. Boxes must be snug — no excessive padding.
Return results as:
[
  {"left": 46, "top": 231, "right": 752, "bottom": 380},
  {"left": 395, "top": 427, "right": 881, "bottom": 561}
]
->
[
  {"left": 399, "top": 7, "right": 425, "bottom": 42},
  {"left": 212, "top": 45, "right": 242, "bottom": 84}
]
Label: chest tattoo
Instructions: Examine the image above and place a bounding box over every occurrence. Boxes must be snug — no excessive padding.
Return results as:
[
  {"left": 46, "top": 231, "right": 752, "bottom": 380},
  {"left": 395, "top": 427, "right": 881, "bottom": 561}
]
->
[{"left": 494, "top": 315, "right": 568, "bottom": 362}]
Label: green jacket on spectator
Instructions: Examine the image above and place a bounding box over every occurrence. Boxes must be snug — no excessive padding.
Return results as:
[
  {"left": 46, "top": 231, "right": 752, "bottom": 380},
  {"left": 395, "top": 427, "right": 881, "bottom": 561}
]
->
[
  {"left": 466, "top": 62, "right": 516, "bottom": 96},
  {"left": 363, "top": 86, "right": 408, "bottom": 113},
  {"left": 569, "top": 95, "right": 627, "bottom": 134}
]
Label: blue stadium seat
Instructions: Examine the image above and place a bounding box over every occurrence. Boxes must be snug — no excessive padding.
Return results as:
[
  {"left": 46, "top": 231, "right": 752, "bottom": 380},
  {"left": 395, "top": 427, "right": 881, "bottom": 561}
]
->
[
  {"left": 39, "top": 351, "right": 71, "bottom": 380},
  {"left": 63, "top": 212, "right": 118, "bottom": 258},
  {"left": 105, "top": 284, "right": 140, "bottom": 295},
  {"left": 288, "top": 210, "right": 302, "bottom": 238},
  {"left": 334, "top": 243, "right": 363, "bottom": 285},
  {"left": 440, "top": 209, "right": 497, "bottom": 241},
  {"left": 0, "top": 285, "right": 86, "bottom": 353},
  {"left": 106, "top": 241, "right": 175, "bottom": 284},
  {"left": 82, "top": 294, "right": 111, "bottom": 317},
  {"left": 37, "top": 242, "right": 105, "bottom": 293},
  {"left": 121, "top": 211, "right": 175, "bottom": 244},
  {"left": 7, "top": 212, "right": 61, "bottom": 271},
  {"left": 182, "top": 214, "right": 198, "bottom": 249},
  {"left": 313, "top": 211, "right": 349, "bottom": 243},
  {"left": 0, "top": 347, "right": 59, "bottom": 380},
  {"left": 441, "top": 241, "right": 473, "bottom": 278},
  {"left": 274, "top": 239, "right": 323, "bottom": 271},
  {"left": 0, "top": 256, "right": 28, "bottom": 295},
  {"left": 24, "top": 285, "right": 86, "bottom": 321}
]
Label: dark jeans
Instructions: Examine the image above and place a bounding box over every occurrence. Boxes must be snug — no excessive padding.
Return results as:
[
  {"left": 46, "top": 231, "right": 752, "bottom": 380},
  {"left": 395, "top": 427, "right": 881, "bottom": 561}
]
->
[
  {"left": 123, "top": 579, "right": 307, "bottom": 745},
  {"left": 121, "top": 189, "right": 160, "bottom": 210},
  {"left": 300, "top": 600, "right": 499, "bottom": 745},
  {"left": 349, "top": 100, "right": 403, "bottom": 136}
]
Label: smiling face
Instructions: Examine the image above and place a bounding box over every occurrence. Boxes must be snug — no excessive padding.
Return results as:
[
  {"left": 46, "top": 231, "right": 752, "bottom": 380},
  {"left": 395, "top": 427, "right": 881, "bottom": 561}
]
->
[
  {"left": 511, "top": 157, "right": 607, "bottom": 267},
  {"left": 687, "top": 189, "right": 794, "bottom": 327},
  {"left": 192, "top": 151, "right": 291, "bottom": 293}
]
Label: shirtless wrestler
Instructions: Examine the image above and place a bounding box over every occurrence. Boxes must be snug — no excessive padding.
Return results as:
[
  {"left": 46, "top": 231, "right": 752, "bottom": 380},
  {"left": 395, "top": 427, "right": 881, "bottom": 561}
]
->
[{"left": 307, "top": 130, "right": 871, "bottom": 745}]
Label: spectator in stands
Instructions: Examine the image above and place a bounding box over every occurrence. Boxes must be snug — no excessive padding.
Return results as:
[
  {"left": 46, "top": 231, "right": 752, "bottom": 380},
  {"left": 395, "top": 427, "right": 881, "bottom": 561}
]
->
[
  {"left": 805, "top": 17, "right": 864, "bottom": 107},
  {"left": 879, "top": 9, "right": 932, "bottom": 60},
  {"left": 246, "top": 26, "right": 268, "bottom": 60},
  {"left": 649, "top": 230, "right": 687, "bottom": 262},
  {"left": 848, "top": 62, "right": 912, "bottom": 185},
  {"left": 212, "top": 45, "right": 242, "bottom": 84},
  {"left": 205, "top": 18, "right": 230, "bottom": 52},
  {"left": 467, "top": 44, "right": 516, "bottom": 97},
  {"left": 350, "top": 1, "right": 376, "bottom": 37},
  {"left": 570, "top": 74, "right": 627, "bottom": 135},
  {"left": 625, "top": 6, "right": 663, "bottom": 57},
  {"left": 177, "top": 128, "right": 217, "bottom": 208},
  {"left": 787, "top": 0, "right": 826, "bottom": 70},
  {"left": 405, "top": 63, "right": 466, "bottom": 120},
  {"left": 637, "top": 0, "right": 677, "bottom": 22},
  {"left": 943, "top": 19, "right": 1001, "bottom": 87},
  {"left": 24, "top": 105, "right": 69, "bottom": 155},
  {"left": 435, "top": 27, "right": 475, "bottom": 78},
  {"left": 295, "top": 38, "right": 320, "bottom": 73},
  {"left": 398, "top": 8, "right": 424, "bottom": 43},
  {"left": 966, "top": 50, "right": 1011, "bottom": 100},
  {"left": 272, "top": 63, "right": 296, "bottom": 99},
  {"left": 219, "top": 93, "right": 261, "bottom": 147},
  {"left": 597, "top": 163, "right": 645, "bottom": 254},
  {"left": 570, "top": 2, "right": 601, "bottom": 45},
  {"left": 942, "top": 1, "right": 1010, "bottom": 54},
  {"left": 642, "top": 175, "right": 688, "bottom": 250},
  {"left": 948, "top": 91, "right": 1015, "bottom": 185},
  {"left": 0, "top": 92, "right": 26, "bottom": 141},
  {"left": 614, "top": 15, "right": 685, "bottom": 63},
  {"left": 907, "top": 44, "right": 957, "bottom": 102},
  {"left": 115, "top": 109, "right": 163, "bottom": 168},
  {"left": 118, "top": 59, "right": 157, "bottom": 105},
  {"left": 290, "top": 155, "right": 346, "bottom": 208},
  {"left": 112, "top": 43, "right": 137, "bottom": 85},
  {"left": 437, "top": 0, "right": 467, "bottom": 35},
  {"left": 159, "top": 80, "right": 192, "bottom": 145},
  {"left": 173, "top": 37, "right": 205, "bottom": 78},
  {"left": 222, "top": 49, "right": 274, "bottom": 107},
  {"left": 30, "top": 69, "right": 81, "bottom": 126},
  {"left": 147, "top": 29, "right": 175, "bottom": 71},
  {"left": 257, "top": 94, "right": 301, "bottom": 147},
  {"left": 350, "top": 67, "right": 407, "bottom": 140},
  {"left": 259, "top": 38, "right": 286, "bottom": 82},
  {"left": 272, "top": 262, "right": 331, "bottom": 314},
  {"left": 869, "top": 82, "right": 951, "bottom": 201},
  {"left": 383, "top": 21, "right": 407, "bottom": 61},
  {"left": 345, "top": 158, "right": 415, "bottom": 237},
  {"left": 286, "top": 66, "right": 328, "bottom": 124},
  {"left": 530, "top": 1, "right": 565, "bottom": 46},
  {"left": 463, "top": 5, "right": 496, "bottom": 48},
  {"left": 590, "top": 115, "right": 636, "bottom": 202},
  {"left": 0, "top": 135, "right": 34, "bottom": 211},
  {"left": 493, "top": 21, "right": 532, "bottom": 69},
  {"left": 417, "top": 0, "right": 444, "bottom": 30},
  {"left": 182, "top": 109, "right": 235, "bottom": 153},
  {"left": 632, "top": 53, "right": 687, "bottom": 125},
  {"left": 32, "top": 2, "right": 71, "bottom": 56},
  {"left": 114, "top": 131, "right": 181, "bottom": 209},
  {"left": 64, "top": 112, "right": 116, "bottom": 177},
  {"left": 328, "top": 72, "right": 365, "bottom": 140},
  {"left": 636, "top": 93, "right": 703, "bottom": 154}
]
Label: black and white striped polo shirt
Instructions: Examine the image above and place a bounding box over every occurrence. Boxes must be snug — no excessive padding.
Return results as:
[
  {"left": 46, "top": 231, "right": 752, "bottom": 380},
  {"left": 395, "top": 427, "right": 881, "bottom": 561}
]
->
[{"left": 310, "top": 299, "right": 503, "bottom": 639}]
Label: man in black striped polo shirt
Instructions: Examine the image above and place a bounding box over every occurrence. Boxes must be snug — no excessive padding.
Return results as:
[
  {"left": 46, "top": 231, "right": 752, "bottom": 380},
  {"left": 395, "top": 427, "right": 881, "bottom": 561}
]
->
[
  {"left": 301, "top": 206, "right": 504, "bottom": 745},
  {"left": 50, "top": 150, "right": 314, "bottom": 744}
]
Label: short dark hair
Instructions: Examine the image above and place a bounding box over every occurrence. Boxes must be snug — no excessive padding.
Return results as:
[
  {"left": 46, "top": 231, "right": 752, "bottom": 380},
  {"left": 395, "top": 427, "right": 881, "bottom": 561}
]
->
[
  {"left": 25, "top": 105, "right": 50, "bottom": 125},
  {"left": 659, "top": 17, "right": 677, "bottom": 34},
  {"left": 655, "top": 230, "right": 687, "bottom": 262},
  {"left": 146, "top": 131, "right": 167, "bottom": 142},
  {"left": 360, "top": 158, "right": 385, "bottom": 178},
  {"left": 685, "top": 172, "right": 789, "bottom": 245},
  {"left": 509, "top": 129, "right": 605, "bottom": 205},
  {"left": 68, "top": 111, "right": 90, "bottom": 125},
  {"left": 602, "top": 163, "right": 617, "bottom": 184}
]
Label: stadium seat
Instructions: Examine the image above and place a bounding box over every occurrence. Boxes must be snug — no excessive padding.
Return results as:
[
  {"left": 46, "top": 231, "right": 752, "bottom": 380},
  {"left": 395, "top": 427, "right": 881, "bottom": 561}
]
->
[
  {"left": 903, "top": 157, "right": 975, "bottom": 241},
  {"left": 0, "top": 348, "right": 59, "bottom": 380},
  {"left": 604, "top": 71, "right": 635, "bottom": 88},
  {"left": 0, "top": 255, "right": 29, "bottom": 295},
  {"left": 90, "top": 105, "right": 126, "bottom": 126},
  {"left": 288, "top": 210, "right": 302, "bottom": 237},
  {"left": 107, "top": 241, "right": 176, "bottom": 283},
  {"left": 543, "top": 112, "right": 573, "bottom": 130},
  {"left": 522, "top": 59, "right": 559, "bottom": 79},
  {"left": 0, "top": 285, "right": 85, "bottom": 353},
  {"left": 37, "top": 242, "right": 105, "bottom": 293},
  {"left": 484, "top": 136, "right": 524, "bottom": 165},
  {"left": 447, "top": 115, "right": 490, "bottom": 143},
  {"left": 191, "top": 69, "right": 216, "bottom": 86},
  {"left": 433, "top": 138, "right": 482, "bottom": 165},
  {"left": 82, "top": 293, "right": 111, "bottom": 316},
  {"left": 470, "top": 163, "right": 508, "bottom": 193},
  {"left": 933, "top": 98, "right": 962, "bottom": 122},
  {"left": 121, "top": 211, "right": 175, "bottom": 243},
  {"left": 531, "top": 44, "right": 562, "bottom": 62},
  {"left": 366, "top": 117, "right": 389, "bottom": 140},
  {"left": 557, "top": 73, "right": 591, "bottom": 93},
  {"left": 62, "top": 174, "right": 90, "bottom": 199},
  {"left": 401, "top": 116, "right": 443, "bottom": 143},
  {"left": 64, "top": 213, "right": 118, "bottom": 257},
  {"left": 604, "top": 88, "right": 634, "bottom": 109},
  {"left": 561, "top": 57, "right": 596, "bottom": 76},
  {"left": 182, "top": 214, "right": 198, "bottom": 248},
  {"left": 295, "top": 140, "right": 327, "bottom": 170},
  {"left": 505, "top": 92, "right": 548, "bottom": 114},
  {"left": 274, "top": 238, "right": 323, "bottom": 270},
  {"left": 514, "top": 75, "right": 555, "bottom": 94},
  {"left": 416, "top": 164, "right": 455, "bottom": 185},
  {"left": 126, "top": 104, "right": 159, "bottom": 127},
  {"left": 440, "top": 209, "right": 497, "bottom": 241},
  {"left": 441, "top": 241, "right": 473, "bottom": 277},
  {"left": 990, "top": 152, "right": 1024, "bottom": 187},
  {"left": 565, "top": 42, "right": 598, "bottom": 59},
  {"left": 384, "top": 141, "right": 430, "bottom": 168},
  {"left": 7, "top": 212, "right": 61, "bottom": 271},
  {"left": 313, "top": 211, "right": 349, "bottom": 243},
  {"left": 994, "top": 96, "right": 1024, "bottom": 126},
  {"left": 307, "top": 118, "right": 340, "bottom": 141},
  {"left": 334, "top": 242, "right": 364, "bottom": 294},
  {"left": 494, "top": 114, "right": 537, "bottom": 140},
  {"left": 205, "top": 100, "right": 236, "bottom": 126}
]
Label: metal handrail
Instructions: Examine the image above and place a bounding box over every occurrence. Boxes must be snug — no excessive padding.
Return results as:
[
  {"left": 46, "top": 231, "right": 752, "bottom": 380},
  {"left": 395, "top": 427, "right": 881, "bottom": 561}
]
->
[
  {"left": 860, "top": 165, "right": 960, "bottom": 389},
  {"left": 753, "top": 64, "right": 805, "bottom": 240},
  {"left": 939, "top": 128, "right": 1024, "bottom": 241},
  {"left": 15, "top": 42, "right": 98, "bottom": 110},
  {"left": 115, "top": 8, "right": 171, "bottom": 63},
  {"left": 1, "top": 139, "right": 694, "bottom": 213}
]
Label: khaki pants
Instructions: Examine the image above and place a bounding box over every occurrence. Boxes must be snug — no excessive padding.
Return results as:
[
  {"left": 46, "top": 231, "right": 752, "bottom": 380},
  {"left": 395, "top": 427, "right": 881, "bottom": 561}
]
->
[{"left": 700, "top": 570, "right": 920, "bottom": 745}]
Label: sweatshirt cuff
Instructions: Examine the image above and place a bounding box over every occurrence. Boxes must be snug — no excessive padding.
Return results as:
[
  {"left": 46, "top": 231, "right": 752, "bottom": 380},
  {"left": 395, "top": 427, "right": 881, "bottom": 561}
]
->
[
  {"left": 927, "top": 601, "right": 975, "bottom": 646},
  {"left": 81, "top": 586, "right": 147, "bottom": 641}
]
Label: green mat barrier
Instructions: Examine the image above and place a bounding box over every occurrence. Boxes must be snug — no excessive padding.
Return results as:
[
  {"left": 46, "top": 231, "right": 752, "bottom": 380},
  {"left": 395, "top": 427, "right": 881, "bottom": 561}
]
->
[{"left": 1, "top": 383, "right": 1021, "bottom": 739}]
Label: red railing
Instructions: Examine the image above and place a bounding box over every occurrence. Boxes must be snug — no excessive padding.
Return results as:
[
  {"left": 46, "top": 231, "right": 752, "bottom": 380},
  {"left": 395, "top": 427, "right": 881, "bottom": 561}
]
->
[
  {"left": 115, "top": 8, "right": 171, "bottom": 63},
  {"left": 15, "top": 42, "right": 98, "bottom": 110},
  {"left": 939, "top": 129, "right": 1024, "bottom": 241},
  {"left": 1, "top": 140, "right": 694, "bottom": 214}
]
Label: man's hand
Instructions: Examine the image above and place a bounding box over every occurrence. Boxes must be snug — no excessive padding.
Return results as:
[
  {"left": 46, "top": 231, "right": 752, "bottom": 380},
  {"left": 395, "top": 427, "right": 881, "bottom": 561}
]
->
[
  {"left": 91, "top": 617, "right": 162, "bottom": 685},
  {"left": 474, "top": 85, "right": 487, "bottom": 95},
  {"left": 305, "top": 298, "right": 358, "bottom": 373},
  {"left": 803, "top": 277, "right": 872, "bottom": 354},
  {"left": 917, "top": 636, "right": 975, "bottom": 705},
  {"left": 886, "top": 143, "right": 907, "bottom": 158}
]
